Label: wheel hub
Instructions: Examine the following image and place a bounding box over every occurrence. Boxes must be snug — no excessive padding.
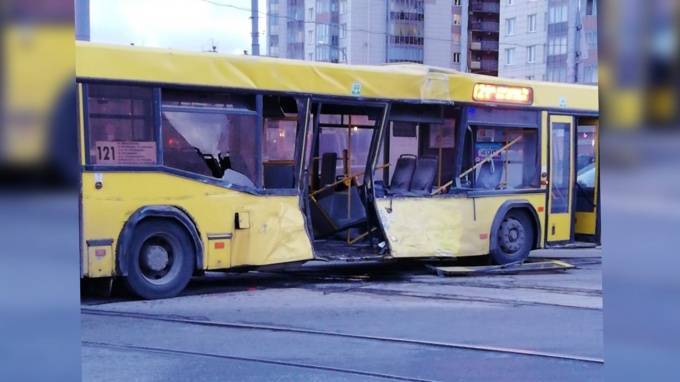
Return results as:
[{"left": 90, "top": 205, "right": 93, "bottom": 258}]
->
[
  {"left": 499, "top": 219, "right": 524, "bottom": 253},
  {"left": 143, "top": 245, "right": 170, "bottom": 272}
]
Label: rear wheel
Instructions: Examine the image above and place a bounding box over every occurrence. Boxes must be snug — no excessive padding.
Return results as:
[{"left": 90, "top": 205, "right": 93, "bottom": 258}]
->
[
  {"left": 490, "top": 210, "right": 534, "bottom": 265},
  {"left": 123, "top": 220, "right": 195, "bottom": 299}
]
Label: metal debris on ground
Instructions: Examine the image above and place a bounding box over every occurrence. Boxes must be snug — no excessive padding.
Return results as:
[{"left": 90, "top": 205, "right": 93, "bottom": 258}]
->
[{"left": 427, "top": 259, "right": 575, "bottom": 277}]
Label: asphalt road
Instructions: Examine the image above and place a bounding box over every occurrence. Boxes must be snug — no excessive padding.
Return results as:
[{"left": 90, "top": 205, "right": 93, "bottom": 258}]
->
[{"left": 82, "top": 248, "right": 602, "bottom": 382}]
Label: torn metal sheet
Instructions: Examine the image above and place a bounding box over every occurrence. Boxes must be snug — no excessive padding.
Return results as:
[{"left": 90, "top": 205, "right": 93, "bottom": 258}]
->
[{"left": 428, "top": 260, "right": 575, "bottom": 277}]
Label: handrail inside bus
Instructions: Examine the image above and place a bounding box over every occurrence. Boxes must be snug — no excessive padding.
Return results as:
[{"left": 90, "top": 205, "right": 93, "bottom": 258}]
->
[
  {"left": 431, "top": 136, "right": 523, "bottom": 196},
  {"left": 309, "top": 163, "right": 390, "bottom": 199}
]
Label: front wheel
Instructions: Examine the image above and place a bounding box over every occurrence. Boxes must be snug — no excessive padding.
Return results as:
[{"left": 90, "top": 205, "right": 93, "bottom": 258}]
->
[
  {"left": 123, "top": 220, "right": 195, "bottom": 299},
  {"left": 489, "top": 210, "right": 534, "bottom": 265}
]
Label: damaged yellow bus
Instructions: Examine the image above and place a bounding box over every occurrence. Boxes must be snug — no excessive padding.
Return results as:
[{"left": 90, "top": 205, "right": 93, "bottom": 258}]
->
[{"left": 77, "top": 42, "right": 599, "bottom": 299}]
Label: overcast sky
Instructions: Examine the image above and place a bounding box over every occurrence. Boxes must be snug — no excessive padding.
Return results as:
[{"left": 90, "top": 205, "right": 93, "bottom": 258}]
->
[{"left": 90, "top": 0, "right": 267, "bottom": 55}]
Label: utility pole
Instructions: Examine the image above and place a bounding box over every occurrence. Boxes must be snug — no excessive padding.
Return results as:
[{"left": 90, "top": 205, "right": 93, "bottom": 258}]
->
[{"left": 251, "top": 0, "right": 260, "bottom": 56}]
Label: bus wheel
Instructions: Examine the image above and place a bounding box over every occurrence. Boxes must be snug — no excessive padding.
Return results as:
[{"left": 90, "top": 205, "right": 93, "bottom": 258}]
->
[
  {"left": 123, "top": 220, "right": 195, "bottom": 299},
  {"left": 490, "top": 210, "right": 534, "bottom": 265}
]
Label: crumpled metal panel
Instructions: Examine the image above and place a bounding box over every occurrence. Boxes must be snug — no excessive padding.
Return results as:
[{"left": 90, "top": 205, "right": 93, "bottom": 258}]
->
[{"left": 81, "top": 172, "right": 313, "bottom": 277}]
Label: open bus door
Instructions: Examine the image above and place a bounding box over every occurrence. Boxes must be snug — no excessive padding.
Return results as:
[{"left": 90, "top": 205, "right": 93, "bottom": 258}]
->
[
  {"left": 574, "top": 118, "right": 600, "bottom": 243},
  {"left": 546, "top": 115, "right": 575, "bottom": 244},
  {"left": 546, "top": 114, "right": 601, "bottom": 246}
]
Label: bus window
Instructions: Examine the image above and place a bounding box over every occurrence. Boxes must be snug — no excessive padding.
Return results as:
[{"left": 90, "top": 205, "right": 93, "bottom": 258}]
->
[
  {"left": 86, "top": 84, "right": 156, "bottom": 165},
  {"left": 419, "top": 121, "right": 456, "bottom": 189},
  {"left": 377, "top": 105, "right": 458, "bottom": 197},
  {"left": 472, "top": 127, "right": 539, "bottom": 190},
  {"left": 161, "top": 90, "right": 258, "bottom": 188},
  {"left": 263, "top": 96, "right": 298, "bottom": 189},
  {"left": 318, "top": 120, "right": 374, "bottom": 186},
  {"left": 576, "top": 122, "right": 597, "bottom": 211}
]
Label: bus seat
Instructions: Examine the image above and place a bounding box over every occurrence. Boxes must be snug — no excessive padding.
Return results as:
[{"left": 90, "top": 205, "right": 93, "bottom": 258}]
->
[
  {"left": 320, "top": 152, "right": 338, "bottom": 187},
  {"left": 389, "top": 154, "right": 416, "bottom": 195},
  {"left": 311, "top": 186, "right": 367, "bottom": 238},
  {"left": 476, "top": 160, "right": 503, "bottom": 190},
  {"left": 408, "top": 156, "right": 437, "bottom": 195}
]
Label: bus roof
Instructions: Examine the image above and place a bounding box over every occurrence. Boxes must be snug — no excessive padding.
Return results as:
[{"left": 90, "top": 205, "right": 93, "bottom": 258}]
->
[{"left": 76, "top": 42, "right": 598, "bottom": 113}]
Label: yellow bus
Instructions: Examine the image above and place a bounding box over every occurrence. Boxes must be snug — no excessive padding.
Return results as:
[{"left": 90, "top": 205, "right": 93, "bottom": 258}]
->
[{"left": 77, "top": 42, "right": 600, "bottom": 299}]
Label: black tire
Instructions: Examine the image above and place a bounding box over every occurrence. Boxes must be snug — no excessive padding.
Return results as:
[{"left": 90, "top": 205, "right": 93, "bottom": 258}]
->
[
  {"left": 123, "top": 220, "right": 195, "bottom": 299},
  {"left": 489, "top": 210, "right": 535, "bottom": 265}
]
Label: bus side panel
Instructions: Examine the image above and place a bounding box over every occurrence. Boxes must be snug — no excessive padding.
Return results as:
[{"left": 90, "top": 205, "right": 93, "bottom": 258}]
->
[
  {"left": 376, "top": 197, "right": 481, "bottom": 258},
  {"left": 375, "top": 193, "right": 546, "bottom": 259},
  {"left": 473, "top": 194, "right": 547, "bottom": 251},
  {"left": 80, "top": 172, "right": 313, "bottom": 278}
]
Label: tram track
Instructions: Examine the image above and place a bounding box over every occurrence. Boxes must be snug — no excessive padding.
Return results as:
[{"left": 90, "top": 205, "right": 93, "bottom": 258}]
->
[
  {"left": 82, "top": 340, "right": 440, "bottom": 382},
  {"left": 82, "top": 308, "right": 604, "bottom": 365},
  {"left": 303, "top": 284, "right": 602, "bottom": 311}
]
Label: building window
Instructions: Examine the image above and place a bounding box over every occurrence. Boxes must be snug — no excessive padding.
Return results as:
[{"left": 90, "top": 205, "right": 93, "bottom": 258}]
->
[
  {"left": 586, "top": 31, "right": 598, "bottom": 49},
  {"left": 527, "top": 45, "right": 536, "bottom": 63},
  {"left": 339, "top": 0, "right": 347, "bottom": 14},
  {"left": 454, "top": 0, "right": 461, "bottom": 6},
  {"left": 453, "top": 52, "right": 461, "bottom": 63},
  {"left": 507, "top": 0, "right": 514, "bottom": 5},
  {"left": 586, "top": 0, "right": 597, "bottom": 16},
  {"left": 583, "top": 65, "right": 598, "bottom": 83},
  {"left": 340, "top": 23, "right": 347, "bottom": 38},
  {"left": 87, "top": 84, "right": 156, "bottom": 166},
  {"left": 547, "top": 66, "right": 567, "bottom": 82},
  {"left": 549, "top": 5, "right": 568, "bottom": 24},
  {"left": 505, "top": 48, "right": 515, "bottom": 65},
  {"left": 453, "top": 14, "right": 461, "bottom": 25},
  {"left": 505, "top": 18, "right": 516, "bottom": 35},
  {"left": 548, "top": 36, "right": 568, "bottom": 56},
  {"left": 528, "top": 14, "right": 537, "bottom": 32}
]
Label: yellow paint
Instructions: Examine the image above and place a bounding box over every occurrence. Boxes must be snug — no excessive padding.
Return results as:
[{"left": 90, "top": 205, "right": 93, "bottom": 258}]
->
[
  {"left": 376, "top": 194, "right": 546, "bottom": 258},
  {"left": 87, "top": 244, "right": 113, "bottom": 278},
  {"left": 81, "top": 172, "right": 313, "bottom": 278},
  {"left": 75, "top": 42, "right": 598, "bottom": 112},
  {"left": 206, "top": 238, "right": 231, "bottom": 269},
  {"left": 547, "top": 115, "right": 575, "bottom": 242},
  {"left": 3, "top": 25, "right": 74, "bottom": 165}
]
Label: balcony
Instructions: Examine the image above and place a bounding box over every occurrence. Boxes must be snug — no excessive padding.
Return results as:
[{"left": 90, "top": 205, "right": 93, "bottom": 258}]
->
[
  {"left": 470, "top": 40, "right": 499, "bottom": 52},
  {"left": 470, "top": 21, "right": 500, "bottom": 33},
  {"left": 470, "top": 60, "right": 498, "bottom": 72},
  {"left": 470, "top": 1, "right": 500, "bottom": 13}
]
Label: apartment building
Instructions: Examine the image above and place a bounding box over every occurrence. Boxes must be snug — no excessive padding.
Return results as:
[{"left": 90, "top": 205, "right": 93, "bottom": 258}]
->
[
  {"left": 267, "top": 0, "right": 461, "bottom": 68},
  {"left": 497, "top": 0, "right": 548, "bottom": 81},
  {"left": 460, "top": 0, "right": 501, "bottom": 76},
  {"left": 498, "top": 0, "right": 598, "bottom": 84}
]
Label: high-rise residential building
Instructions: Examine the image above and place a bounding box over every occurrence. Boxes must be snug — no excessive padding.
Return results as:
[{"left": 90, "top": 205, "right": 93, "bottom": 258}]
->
[
  {"left": 498, "top": 0, "right": 548, "bottom": 81},
  {"left": 267, "top": 0, "right": 461, "bottom": 68},
  {"left": 460, "top": 0, "right": 501, "bottom": 76},
  {"left": 498, "top": 0, "right": 598, "bottom": 84}
]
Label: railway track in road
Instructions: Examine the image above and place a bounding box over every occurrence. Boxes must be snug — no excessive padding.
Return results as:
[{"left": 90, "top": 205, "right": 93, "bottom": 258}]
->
[
  {"left": 82, "top": 308, "right": 604, "bottom": 365},
  {"left": 83, "top": 340, "right": 438, "bottom": 382}
]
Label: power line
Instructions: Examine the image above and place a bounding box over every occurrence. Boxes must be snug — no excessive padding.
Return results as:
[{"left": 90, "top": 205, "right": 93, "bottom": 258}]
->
[{"left": 197, "top": 0, "right": 537, "bottom": 49}]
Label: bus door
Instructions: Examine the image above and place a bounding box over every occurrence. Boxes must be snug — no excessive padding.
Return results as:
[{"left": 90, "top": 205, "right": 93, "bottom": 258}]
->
[
  {"left": 574, "top": 118, "right": 600, "bottom": 242},
  {"left": 546, "top": 115, "right": 575, "bottom": 243}
]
